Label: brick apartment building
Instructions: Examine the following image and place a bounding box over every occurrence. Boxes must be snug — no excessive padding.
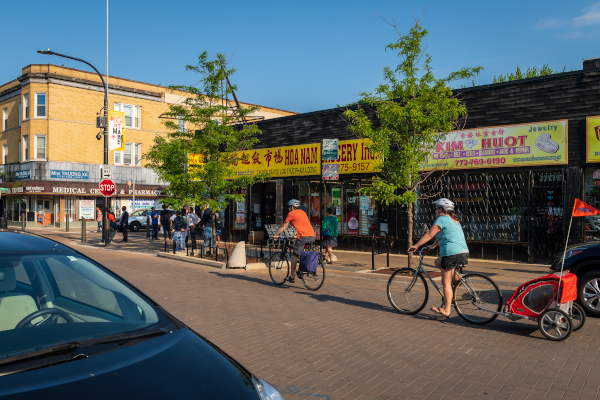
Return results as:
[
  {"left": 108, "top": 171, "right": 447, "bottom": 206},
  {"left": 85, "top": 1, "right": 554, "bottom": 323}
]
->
[{"left": 0, "top": 64, "right": 295, "bottom": 227}]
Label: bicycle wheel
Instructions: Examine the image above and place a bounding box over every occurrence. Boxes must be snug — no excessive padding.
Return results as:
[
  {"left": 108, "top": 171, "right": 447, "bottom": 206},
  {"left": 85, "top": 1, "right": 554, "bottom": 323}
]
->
[
  {"left": 570, "top": 302, "right": 586, "bottom": 331},
  {"left": 453, "top": 273, "right": 502, "bottom": 325},
  {"left": 300, "top": 259, "right": 326, "bottom": 291},
  {"left": 269, "top": 251, "right": 289, "bottom": 285},
  {"left": 387, "top": 268, "right": 429, "bottom": 315}
]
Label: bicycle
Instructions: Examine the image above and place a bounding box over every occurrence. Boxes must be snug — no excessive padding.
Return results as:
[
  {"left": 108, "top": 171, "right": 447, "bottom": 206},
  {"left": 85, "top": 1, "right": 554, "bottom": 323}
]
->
[
  {"left": 267, "top": 238, "right": 326, "bottom": 291},
  {"left": 387, "top": 247, "right": 503, "bottom": 324}
]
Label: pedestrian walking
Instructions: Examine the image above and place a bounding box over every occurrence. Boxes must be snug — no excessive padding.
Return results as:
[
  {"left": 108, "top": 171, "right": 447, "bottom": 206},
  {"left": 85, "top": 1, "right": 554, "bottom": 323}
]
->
[
  {"left": 187, "top": 207, "right": 200, "bottom": 248},
  {"left": 322, "top": 207, "right": 338, "bottom": 264},
  {"left": 108, "top": 208, "right": 117, "bottom": 244},
  {"left": 214, "top": 210, "right": 223, "bottom": 248},
  {"left": 96, "top": 206, "right": 102, "bottom": 233},
  {"left": 172, "top": 210, "right": 188, "bottom": 251},
  {"left": 160, "top": 204, "right": 172, "bottom": 240},
  {"left": 200, "top": 204, "right": 213, "bottom": 254},
  {"left": 181, "top": 208, "right": 188, "bottom": 241},
  {"left": 150, "top": 207, "right": 159, "bottom": 240},
  {"left": 120, "top": 206, "right": 129, "bottom": 243}
]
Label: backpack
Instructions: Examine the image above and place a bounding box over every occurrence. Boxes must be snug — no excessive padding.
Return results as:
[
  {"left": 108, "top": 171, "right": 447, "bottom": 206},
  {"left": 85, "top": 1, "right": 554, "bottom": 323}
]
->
[{"left": 299, "top": 251, "right": 319, "bottom": 273}]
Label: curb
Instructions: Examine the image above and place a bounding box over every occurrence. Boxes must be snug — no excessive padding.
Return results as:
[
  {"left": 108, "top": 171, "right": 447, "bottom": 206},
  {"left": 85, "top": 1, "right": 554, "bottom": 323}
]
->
[
  {"left": 244, "top": 262, "right": 267, "bottom": 270},
  {"left": 157, "top": 252, "right": 226, "bottom": 269}
]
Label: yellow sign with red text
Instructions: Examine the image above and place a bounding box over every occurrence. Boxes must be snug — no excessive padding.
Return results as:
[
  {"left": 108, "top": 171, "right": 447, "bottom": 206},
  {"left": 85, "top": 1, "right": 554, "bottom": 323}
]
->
[
  {"left": 323, "top": 139, "right": 381, "bottom": 174},
  {"left": 587, "top": 116, "right": 600, "bottom": 163},
  {"left": 422, "top": 120, "right": 568, "bottom": 171},
  {"left": 234, "top": 143, "right": 321, "bottom": 177}
]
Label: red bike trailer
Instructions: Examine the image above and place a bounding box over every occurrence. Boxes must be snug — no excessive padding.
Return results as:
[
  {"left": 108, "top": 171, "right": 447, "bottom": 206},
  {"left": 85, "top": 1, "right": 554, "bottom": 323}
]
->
[{"left": 471, "top": 271, "right": 585, "bottom": 341}]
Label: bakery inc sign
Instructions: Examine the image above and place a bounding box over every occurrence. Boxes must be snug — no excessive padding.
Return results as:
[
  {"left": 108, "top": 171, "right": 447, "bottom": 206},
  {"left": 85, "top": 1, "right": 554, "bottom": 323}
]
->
[{"left": 422, "top": 120, "right": 568, "bottom": 171}]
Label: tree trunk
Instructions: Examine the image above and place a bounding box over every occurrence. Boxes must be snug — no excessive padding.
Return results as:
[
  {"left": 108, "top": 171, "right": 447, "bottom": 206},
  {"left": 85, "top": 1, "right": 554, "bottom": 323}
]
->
[{"left": 407, "top": 201, "right": 413, "bottom": 268}]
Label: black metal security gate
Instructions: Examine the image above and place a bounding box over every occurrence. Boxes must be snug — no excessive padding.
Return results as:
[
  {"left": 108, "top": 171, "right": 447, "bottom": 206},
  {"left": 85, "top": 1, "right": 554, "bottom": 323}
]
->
[{"left": 415, "top": 167, "right": 583, "bottom": 263}]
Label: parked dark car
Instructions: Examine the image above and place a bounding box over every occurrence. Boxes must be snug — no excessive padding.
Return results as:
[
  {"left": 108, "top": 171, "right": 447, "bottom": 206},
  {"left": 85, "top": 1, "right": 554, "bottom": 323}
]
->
[
  {"left": 0, "top": 231, "right": 285, "bottom": 399},
  {"left": 551, "top": 242, "right": 600, "bottom": 318}
]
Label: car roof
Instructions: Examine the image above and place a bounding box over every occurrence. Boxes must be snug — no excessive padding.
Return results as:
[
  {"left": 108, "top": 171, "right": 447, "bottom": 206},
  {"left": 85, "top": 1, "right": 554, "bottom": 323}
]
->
[{"left": 0, "top": 231, "right": 73, "bottom": 253}]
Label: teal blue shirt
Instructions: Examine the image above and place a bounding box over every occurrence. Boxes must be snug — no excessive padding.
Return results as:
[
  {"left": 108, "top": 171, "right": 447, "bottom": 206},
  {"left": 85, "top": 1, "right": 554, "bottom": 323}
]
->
[{"left": 433, "top": 215, "right": 469, "bottom": 257}]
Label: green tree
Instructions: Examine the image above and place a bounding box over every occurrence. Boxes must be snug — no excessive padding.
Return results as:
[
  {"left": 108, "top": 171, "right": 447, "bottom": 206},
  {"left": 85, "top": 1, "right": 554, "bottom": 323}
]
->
[
  {"left": 146, "top": 52, "right": 268, "bottom": 211},
  {"left": 492, "top": 64, "right": 567, "bottom": 83},
  {"left": 343, "top": 18, "right": 482, "bottom": 259}
]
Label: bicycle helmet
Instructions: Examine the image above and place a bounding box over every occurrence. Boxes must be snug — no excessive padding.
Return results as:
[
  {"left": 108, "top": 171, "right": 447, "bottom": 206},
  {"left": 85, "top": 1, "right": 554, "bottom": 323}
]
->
[
  {"left": 287, "top": 199, "right": 301, "bottom": 209},
  {"left": 433, "top": 198, "right": 455, "bottom": 212}
]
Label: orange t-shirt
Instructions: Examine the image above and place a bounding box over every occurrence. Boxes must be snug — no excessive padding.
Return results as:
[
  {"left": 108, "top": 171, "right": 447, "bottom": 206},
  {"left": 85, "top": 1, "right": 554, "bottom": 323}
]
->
[{"left": 285, "top": 209, "right": 314, "bottom": 238}]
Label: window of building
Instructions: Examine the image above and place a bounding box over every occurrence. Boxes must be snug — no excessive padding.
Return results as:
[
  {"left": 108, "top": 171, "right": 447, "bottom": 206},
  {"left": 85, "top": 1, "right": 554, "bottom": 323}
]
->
[
  {"left": 35, "top": 135, "right": 46, "bottom": 159},
  {"left": 177, "top": 115, "right": 187, "bottom": 131},
  {"left": 18, "top": 102, "right": 21, "bottom": 126},
  {"left": 23, "top": 94, "right": 29, "bottom": 119},
  {"left": 114, "top": 103, "right": 141, "bottom": 129},
  {"left": 23, "top": 136, "right": 29, "bottom": 161},
  {"left": 2, "top": 144, "right": 6, "bottom": 164},
  {"left": 35, "top": 93, "right": 46, "bottom": 118},
  {"left": 114, "top": 142, "right": 141, "bottom": 166},
  {"left": 2, "top": 108, "right": 7, "bottom": 131}
]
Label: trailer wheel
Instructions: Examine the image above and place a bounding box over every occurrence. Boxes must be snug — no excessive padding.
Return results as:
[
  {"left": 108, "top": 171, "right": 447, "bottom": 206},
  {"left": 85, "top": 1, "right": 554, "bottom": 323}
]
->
[{"left": 539, "top": 308, "right": 572, "bottom": 341}]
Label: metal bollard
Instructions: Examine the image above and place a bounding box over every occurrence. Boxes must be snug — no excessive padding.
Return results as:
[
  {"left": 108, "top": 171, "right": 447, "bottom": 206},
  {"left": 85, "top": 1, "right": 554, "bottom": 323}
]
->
[
  {"left": 146, "top": 215, "right": 151, "bottom": 238},
  {"left": 65, "top": 216, "right": 69, "bottom": 232},
  {"left": 82, "top": 218, "right": 86, "bottom": 243},
  {"left": 21, "top": 213, "right": 26, "bottom": 231},
  {"left": 173, "top": 239, "right": 176, "bottom": 254}
]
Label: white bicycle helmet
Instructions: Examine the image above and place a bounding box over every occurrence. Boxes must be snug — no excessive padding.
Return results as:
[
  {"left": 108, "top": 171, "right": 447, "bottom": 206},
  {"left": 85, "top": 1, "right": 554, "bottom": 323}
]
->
[
  {"left": 287, "top": 199, "right": 301, "bottom": 208},
  {"left": 433, "top": 198, "right": 455, "bottom": 212}
]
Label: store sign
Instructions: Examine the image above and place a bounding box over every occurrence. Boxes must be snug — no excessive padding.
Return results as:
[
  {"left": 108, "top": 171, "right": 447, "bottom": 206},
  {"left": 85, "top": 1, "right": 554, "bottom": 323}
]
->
[
  {"left": 322, "top": 164, "right": 339, "bottom": 180},
  {"left": 586, "top": 116, "right": 600, "bottom": 162},
  {"left": 322, "top": 139, "right": 381, "bottom": 174},
  {"left": 322, "top": 139, "right": 339, "bottom": 161},
  {"left": 50, "top": 170, "right": 90, "bottom": 180},
  {"left": 16, "top": 170, "right": 30, "bottom": 180},
  {"left": 422, "top": 120, "right": 568, "bottom": 171},
  {"left": 233, "top": 143, "right": 321, "bottom": 178},
  {"left": 0, "top": 181, "right": 166, "bottom": 196},
  {"left": 79, "top": 200, "right": 95, "bottom": 219},
  {"left": 108, "top": 110, "right": 126, "bottom": 151}
]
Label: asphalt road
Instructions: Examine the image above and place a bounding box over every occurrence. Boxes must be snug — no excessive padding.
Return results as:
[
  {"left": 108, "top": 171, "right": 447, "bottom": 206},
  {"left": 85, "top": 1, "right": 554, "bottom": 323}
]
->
[{"left": 45, "top": 233, "right": 600, "bottom": 400}]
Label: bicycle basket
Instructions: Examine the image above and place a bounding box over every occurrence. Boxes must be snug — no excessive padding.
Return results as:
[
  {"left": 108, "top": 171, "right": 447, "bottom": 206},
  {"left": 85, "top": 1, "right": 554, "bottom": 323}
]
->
[{"left": 299, "top": 251, "right": 319, "bottom": 273}]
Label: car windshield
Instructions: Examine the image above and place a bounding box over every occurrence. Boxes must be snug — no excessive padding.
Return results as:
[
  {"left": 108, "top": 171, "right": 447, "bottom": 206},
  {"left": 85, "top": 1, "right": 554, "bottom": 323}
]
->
[
  {"left": 131, "top": 210, "right": 146, "bottom": 216},
  {"left": 0, "top": 251, "right": 170, "bottom": 361}
]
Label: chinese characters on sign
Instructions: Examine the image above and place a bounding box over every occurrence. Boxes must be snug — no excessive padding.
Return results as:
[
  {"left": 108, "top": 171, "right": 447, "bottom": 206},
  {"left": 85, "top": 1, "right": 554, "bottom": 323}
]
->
[
  {"left": 108, "top": 110, "right": 126, "bottom": 152},
  {"left": 234, "top": 144, "right": 322, "bottom": 177},
  {"left": 422, "top": 120, "right": 568, "bottom": 171}
]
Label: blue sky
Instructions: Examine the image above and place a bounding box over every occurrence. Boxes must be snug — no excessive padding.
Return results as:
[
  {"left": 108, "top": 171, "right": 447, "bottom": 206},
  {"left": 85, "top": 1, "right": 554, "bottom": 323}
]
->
[{"left": 2, "top": 1, "right": 600, "bottom": 113}]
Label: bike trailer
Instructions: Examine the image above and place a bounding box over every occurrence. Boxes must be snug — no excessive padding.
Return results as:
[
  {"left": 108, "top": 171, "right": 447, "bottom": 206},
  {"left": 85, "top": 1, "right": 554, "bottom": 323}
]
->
[
  {"left": 299, "top": 251, "right": 319, "bottom": 273},
  {"left": 505, "top": 272, "right": 577, "bottom": 319}
]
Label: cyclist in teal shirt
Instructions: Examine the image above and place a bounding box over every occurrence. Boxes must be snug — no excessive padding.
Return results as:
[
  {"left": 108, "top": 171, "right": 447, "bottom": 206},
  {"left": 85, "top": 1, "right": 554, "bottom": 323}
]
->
[{"left": 409, "top": 198, "right": 469, "bottom": 318}]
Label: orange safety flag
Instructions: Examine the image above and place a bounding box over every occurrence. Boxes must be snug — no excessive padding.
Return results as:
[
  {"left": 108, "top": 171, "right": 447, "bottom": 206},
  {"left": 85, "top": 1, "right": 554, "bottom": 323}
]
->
[{"left": 572, "top": 198, "right": 600, "bottom": 217}]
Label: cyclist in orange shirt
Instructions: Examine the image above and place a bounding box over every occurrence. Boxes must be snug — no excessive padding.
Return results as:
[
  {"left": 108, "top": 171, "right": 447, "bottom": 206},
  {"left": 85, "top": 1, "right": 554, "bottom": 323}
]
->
[{"left": 274, "top": 199, "right": 315, "bottom": 283}]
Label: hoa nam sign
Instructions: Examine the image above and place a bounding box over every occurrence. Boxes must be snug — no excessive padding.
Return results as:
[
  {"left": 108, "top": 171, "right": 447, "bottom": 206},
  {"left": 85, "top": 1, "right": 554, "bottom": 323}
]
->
[
  {"left": 233, "top": 143, "right": 322, "bottom": 178},
  {"left": 422, "top": 120, "right": 568, "bottom": 171},
  {"left": 50, "top": 170, "right": 90, "bottom": 180},
  {"left": 322, "top": 139, "right": 381, "bottom": 174}
]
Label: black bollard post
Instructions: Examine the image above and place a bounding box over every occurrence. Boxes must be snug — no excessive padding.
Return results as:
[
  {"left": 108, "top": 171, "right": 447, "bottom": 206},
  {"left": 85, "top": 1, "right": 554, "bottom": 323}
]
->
[
  {"left": 146, "top": 215, "right": 150, "bottom": 238},
  {"left": 21, "top": 212, "right": 26, "bottom": 231},
  {"left": 173, "top": 239, "right": 176, "bottom": 255},
  {"left": 65, "top": 215, "right": 69, "bottom": 232},
  {"left": 82, "top": 218, "right": 86, "bottom": 243}
]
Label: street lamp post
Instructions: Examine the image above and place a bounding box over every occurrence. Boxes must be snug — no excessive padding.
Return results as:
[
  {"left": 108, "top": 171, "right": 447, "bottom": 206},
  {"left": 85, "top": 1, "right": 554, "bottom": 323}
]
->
[{"left": 37, "top": 49, "right": 111, "bottom": 247}]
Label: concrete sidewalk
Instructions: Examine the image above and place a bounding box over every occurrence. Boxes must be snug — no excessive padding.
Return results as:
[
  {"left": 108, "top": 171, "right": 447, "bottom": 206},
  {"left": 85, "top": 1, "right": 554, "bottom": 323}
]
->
[{"left": 30, "top": 227, "right": 554, "bottom": 290}]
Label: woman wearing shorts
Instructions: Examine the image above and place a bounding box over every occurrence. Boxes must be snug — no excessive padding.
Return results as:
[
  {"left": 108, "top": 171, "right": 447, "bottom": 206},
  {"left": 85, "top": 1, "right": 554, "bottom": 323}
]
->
[
  {"left": 408, "top": 198, "right": 469, "bottom": 318},
  {"left": 321, "top": 207, "right": 338, "bottom": 264}
]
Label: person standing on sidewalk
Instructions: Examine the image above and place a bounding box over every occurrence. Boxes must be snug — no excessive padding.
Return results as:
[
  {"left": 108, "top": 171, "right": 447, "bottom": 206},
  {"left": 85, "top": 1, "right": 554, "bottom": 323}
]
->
[
  {"left": 150, "top": 207, "right": 159, "bottom": 240},
  {"left": 96, "top": 206, "right": 102, "bottom": 233},
  {"left": 321, "top": 207, "right": 338, "bottom": 264},
  {"left": 200, "top": 204, "right": 213, "bottom": 254},
  {"left": 172, "top": 210, "right": 188, "bottom": 251},
  {"left": 108, "top": 208, "right": 117, "bottom": 244},
  {"left": 186, "top": 207, "right": 200, "bottom": 248},
  {"left": 120, "top": 206, "right": 129, "bottom": 243},
  {"left": 160, "top": 204, "right": 172, "bottom": 240},
  {"left": 214, "top": 210, "right": 223, "bottom": 248}
]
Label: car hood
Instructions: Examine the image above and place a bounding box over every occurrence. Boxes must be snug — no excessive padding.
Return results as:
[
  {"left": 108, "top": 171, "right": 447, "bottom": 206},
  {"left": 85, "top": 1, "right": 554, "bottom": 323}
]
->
[
  {"left": 551, "top": 241, "right": 600, "bottom": 270},
  {"left": 0, "top": 329, "right": 258, "bottom": 399}
]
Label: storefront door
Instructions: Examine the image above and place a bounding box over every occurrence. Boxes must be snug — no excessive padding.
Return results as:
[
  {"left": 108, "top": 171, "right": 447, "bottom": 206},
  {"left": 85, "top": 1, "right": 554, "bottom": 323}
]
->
[{"left": 36, "top": 199, "right": 54, "bottom": 226}]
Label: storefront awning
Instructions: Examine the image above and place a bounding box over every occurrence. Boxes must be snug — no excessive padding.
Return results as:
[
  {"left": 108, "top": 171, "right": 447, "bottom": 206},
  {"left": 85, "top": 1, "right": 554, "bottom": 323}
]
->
[{"left": 0, "top": 180, "right": 167, "bottom": 197}]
